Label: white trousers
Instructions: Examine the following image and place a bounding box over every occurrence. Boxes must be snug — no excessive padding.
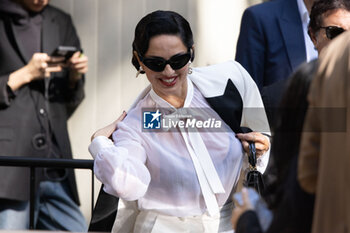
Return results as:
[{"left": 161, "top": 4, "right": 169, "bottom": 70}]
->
[{"left": 113, "top": 201, "right": 234, "bottom": 233}]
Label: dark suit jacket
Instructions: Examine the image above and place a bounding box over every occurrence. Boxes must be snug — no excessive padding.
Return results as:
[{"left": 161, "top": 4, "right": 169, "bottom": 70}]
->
[
  {"left": 235, "top": 0, "right": 306, "bottom": 91},
  {"left": 0, "top": 5, "right": 84, "bottom": 204}
]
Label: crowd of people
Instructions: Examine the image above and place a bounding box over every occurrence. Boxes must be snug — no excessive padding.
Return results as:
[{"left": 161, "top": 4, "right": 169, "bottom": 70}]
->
[{"left": 1, "top": 0, "right": 350, "bottom": 232}]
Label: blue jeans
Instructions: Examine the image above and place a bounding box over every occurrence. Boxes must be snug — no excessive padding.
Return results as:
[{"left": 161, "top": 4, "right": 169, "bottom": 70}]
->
[{"left": 0, "top": 181, "right": 87, "bottom": 231}]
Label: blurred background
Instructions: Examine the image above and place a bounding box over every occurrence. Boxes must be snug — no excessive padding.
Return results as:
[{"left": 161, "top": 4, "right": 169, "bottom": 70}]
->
[{"left": 50, "top": 0, "right": 263, "bottom": 222}]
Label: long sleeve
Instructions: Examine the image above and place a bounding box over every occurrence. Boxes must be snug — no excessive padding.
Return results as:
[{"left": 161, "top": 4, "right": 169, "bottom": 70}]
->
[
  {"left": 235, "top": 8, "right": 266, "bottom": 91},
  {"left": 89, "top": 123, "right": 151, "bottom": 201}
]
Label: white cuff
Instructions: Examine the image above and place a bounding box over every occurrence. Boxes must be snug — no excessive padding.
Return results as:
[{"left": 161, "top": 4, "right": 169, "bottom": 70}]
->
[
  {"left": 256, "top": 134, "right": 271, "bottom": 174},
  {"left": 88, "top": 136, "right": 114, "bottom": 158}
]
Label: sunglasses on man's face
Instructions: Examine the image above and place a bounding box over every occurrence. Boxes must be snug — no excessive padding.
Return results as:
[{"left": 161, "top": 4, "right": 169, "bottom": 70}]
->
[
  {"left": 139, "top": 51, "right": 191, "bottom": 72},
  {"left": 320, "top": 26, "right": 345, "bottom": 40}
]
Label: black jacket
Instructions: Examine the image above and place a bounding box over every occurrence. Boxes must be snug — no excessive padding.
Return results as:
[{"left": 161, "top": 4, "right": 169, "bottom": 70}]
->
[{"left": 0, "top": 4, "right": 84, "bottom": 204}]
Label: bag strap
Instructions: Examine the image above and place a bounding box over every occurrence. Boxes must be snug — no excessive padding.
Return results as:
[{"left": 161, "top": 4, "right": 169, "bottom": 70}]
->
[
  {"left": 88, "top": 185, "right": 119, "bottom": 231},
  {"left": 248, "top": 142, "right": 257, "bottom": 170}
]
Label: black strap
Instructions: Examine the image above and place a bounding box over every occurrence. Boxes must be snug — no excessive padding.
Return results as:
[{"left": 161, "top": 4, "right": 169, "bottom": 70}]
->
[
  {"left": 248, "top": 142, "right": 257, "bottom": 168},
  {"left": 88, "top": 185, "right": 119, "bottom": 232}
]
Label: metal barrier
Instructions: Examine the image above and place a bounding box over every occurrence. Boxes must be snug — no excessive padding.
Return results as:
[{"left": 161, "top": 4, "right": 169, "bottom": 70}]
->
[{"left": 0, "top": 156, "right": 94, "bottom": 229}]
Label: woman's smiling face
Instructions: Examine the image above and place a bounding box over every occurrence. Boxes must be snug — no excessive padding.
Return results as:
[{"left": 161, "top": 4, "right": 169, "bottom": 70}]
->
[{"left": 139, "top": 34, "right": 191, "bottom": 104}]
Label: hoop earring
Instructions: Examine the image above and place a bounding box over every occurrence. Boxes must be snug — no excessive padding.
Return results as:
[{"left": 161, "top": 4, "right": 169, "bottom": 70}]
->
[{"left": 136, "top": 66, "right": 144, "bottom": 78}]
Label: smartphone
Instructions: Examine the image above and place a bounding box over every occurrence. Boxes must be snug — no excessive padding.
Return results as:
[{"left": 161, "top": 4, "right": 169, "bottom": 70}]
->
[{"left": 51, "top": 46, "right": 78, "bottom": 61}]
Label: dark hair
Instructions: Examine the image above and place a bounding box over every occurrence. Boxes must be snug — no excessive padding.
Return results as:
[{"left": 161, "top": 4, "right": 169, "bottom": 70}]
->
[
  {"left": 131, "top": 10, "right": 194, "bottom": 72},
  {"left": 263, "top": 60, "right": 318, "bottom": 208},
  {"left": 309, "top": 0, "right": 350, "bottom": 35}
]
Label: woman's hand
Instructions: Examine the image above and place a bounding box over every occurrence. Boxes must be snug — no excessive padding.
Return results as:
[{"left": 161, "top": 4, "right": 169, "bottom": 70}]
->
[
  {"left": 231, "top": 188, "right": 254, "bottom": 230},
  {"left": 91, "top": 111, "right": 127, "bottom": 141},
  {"left": 236, "top": 132, "right": 269, "bottom": 157}
]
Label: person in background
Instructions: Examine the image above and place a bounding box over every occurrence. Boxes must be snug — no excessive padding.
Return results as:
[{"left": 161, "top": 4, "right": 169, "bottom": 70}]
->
[
  {"left": 236, "top": 0, "right": 317, "bottom": 196},
  {"left": 89, "top": 10, "right": 270, "bottom": 233},
  {"left": 262, "top": 0, "right": 350, "bottom": 130},
  {"left": 231, "top": 1, "right": 350, "bottom": 229},
  {"left": 0, "top": 0, "right": 88, "bottom": 230},
  {"left": 255, "top": 0, "right": 350, "bottom": 196},
  {"left": 298, "top": 30, "right": 350, "bottom": 233},
  {"left": 236, "top": 0, "right": 317, "bottom": 91},
  {"left": 232, "top": 60, "right": 318, "bottom": 233},
  {"left": 236, "top": 0, "right": 317, "bottom": 129},
  {"left": 308, "top": 0, "right": 350, "bottom": 53}
]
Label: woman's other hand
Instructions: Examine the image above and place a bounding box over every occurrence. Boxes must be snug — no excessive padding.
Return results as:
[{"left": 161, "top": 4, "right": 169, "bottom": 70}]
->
[
  {"left": 232, "top": 187, "right": 254, "bottom": 230},
  {"left": 91, "top": 111, "right": 127, "bottom": 141},
  {"left": 236, "top": 132, "right": 269, "bottom": 157}
]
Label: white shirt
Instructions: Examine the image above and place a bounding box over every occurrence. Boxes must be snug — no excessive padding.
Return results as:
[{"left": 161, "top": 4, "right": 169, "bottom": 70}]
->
[
  {"left": 297, "top": 0, "right": 318, "bottom": 61},
  {"left": 90, "top": 61, "right": 270, "bottom": 220},
  {"left": 90, "top": 79, "right": 246, "bottom": 217}
]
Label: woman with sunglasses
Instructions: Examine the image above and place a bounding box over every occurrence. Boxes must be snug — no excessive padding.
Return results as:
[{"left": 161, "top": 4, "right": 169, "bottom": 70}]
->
[
  {"left": 308, "top": 0, "right": 350, "bottom": 53},
  {"left": 89, "top": 10, "right": 270, "bottom": 233}
]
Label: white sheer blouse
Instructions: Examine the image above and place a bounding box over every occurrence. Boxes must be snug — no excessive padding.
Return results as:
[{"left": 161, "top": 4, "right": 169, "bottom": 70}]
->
[{"left": 89, "top": 79, "right": 261, "bottom": 217}]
